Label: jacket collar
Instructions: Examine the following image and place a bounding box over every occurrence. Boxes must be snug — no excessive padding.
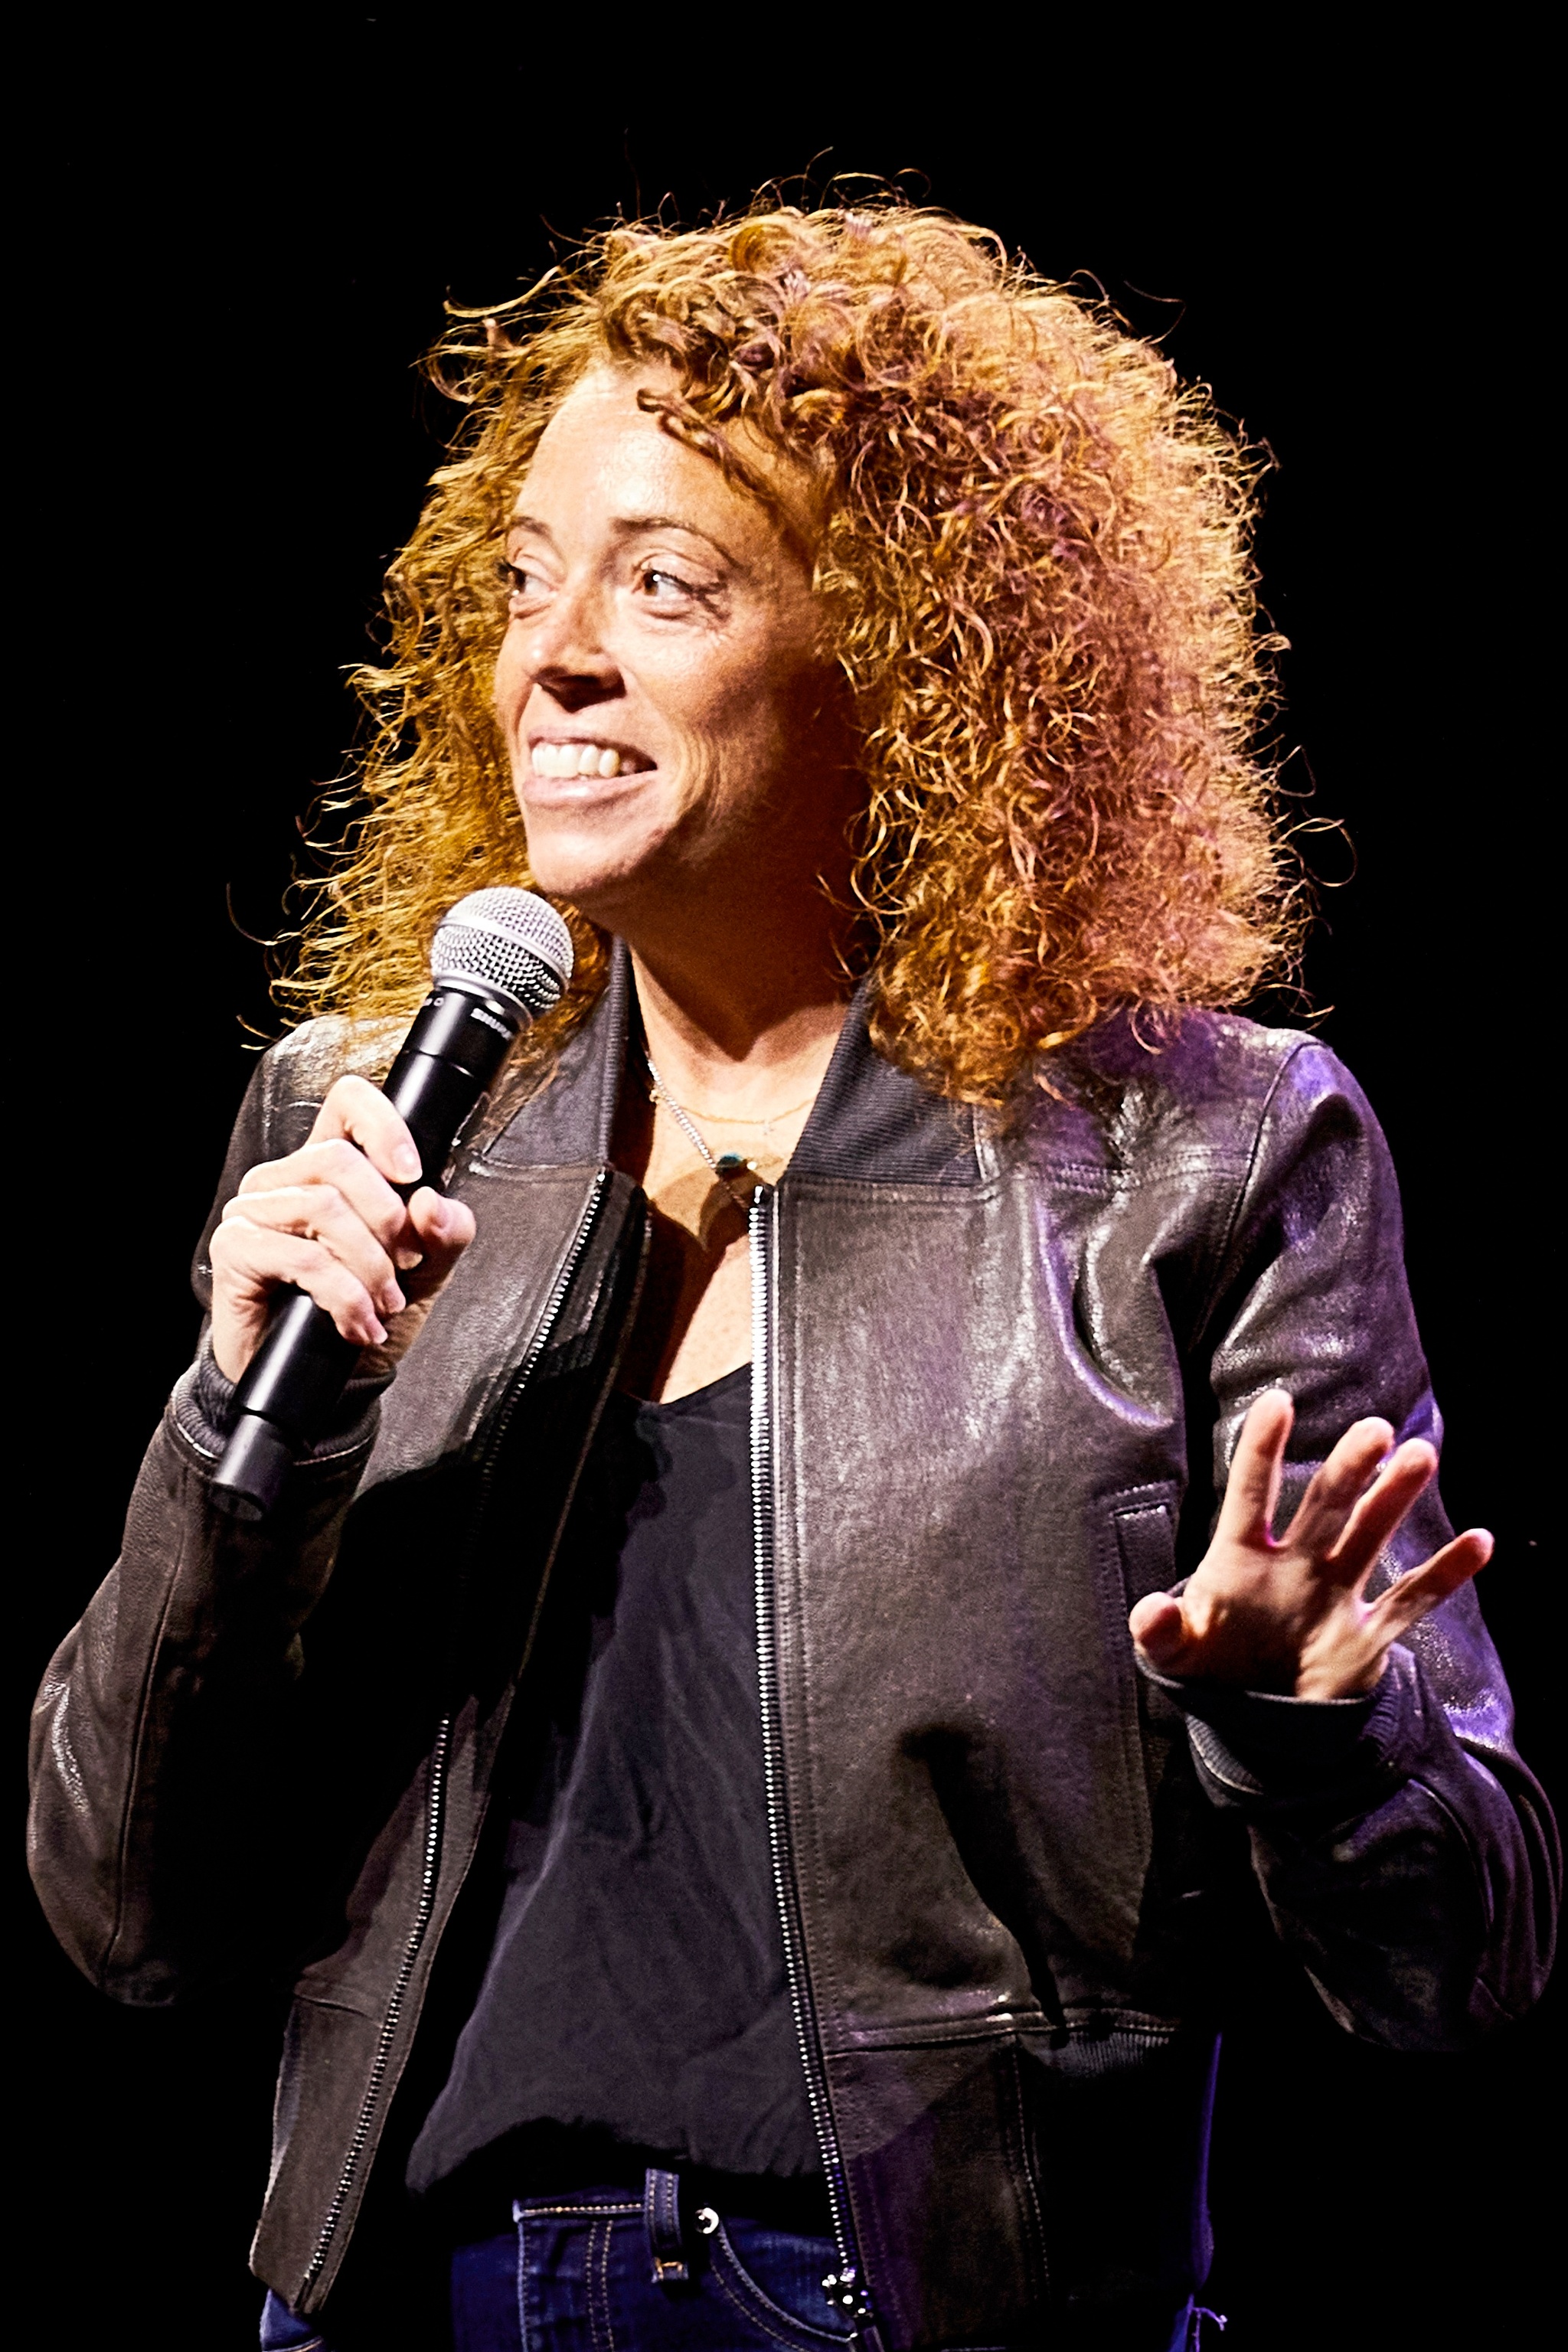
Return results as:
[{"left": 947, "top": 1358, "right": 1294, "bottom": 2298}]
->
[{"left": 482, "top": 941, "right": 984, "bottom": 1187}]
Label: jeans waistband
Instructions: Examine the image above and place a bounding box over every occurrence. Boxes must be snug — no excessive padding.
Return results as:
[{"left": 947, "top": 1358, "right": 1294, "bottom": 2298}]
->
[
  {"left": 509, "top": 2170, "right": 832, "bottom": 2236},
  {"left": 429, "top": 2128, "right": 831, "bottom": 2246}
]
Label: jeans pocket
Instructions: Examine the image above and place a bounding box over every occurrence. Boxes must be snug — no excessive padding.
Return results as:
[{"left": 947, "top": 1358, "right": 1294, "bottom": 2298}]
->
[{"left": 704, "top": 2217, "right": 854, "bottom": 2347}]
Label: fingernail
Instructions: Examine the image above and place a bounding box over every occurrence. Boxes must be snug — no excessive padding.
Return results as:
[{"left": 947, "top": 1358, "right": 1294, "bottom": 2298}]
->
[
  {"left": 382, "top": 1284, "right": 405, "bottom": 1316},
  {"left": 368, "top": 1318, "right": 387, "bottom": 1347},
  {"left": 394, "top": 1143, "right": 422, "bottom": 1181}
]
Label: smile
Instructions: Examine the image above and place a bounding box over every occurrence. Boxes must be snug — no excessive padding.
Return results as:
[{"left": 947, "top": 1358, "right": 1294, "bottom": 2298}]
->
[{"left": 529, "top": 740, "right": 652, "bottom": 780}]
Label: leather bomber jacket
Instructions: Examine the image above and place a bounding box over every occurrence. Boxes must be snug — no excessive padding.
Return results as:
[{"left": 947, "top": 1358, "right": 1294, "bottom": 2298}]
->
[{"left": 28, "top": 955, "right": 1560, "bottom": 2350}]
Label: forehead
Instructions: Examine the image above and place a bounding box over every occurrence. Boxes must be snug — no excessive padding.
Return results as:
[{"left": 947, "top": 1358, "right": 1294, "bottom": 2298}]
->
[{"left": 512, "top": 367, "right": 806, "bottom": 554}]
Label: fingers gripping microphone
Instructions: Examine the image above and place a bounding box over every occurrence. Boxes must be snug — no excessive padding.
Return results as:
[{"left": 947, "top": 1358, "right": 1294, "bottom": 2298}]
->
[{"left": 210, "top": 889, "right": 573, "bottom": 1522}]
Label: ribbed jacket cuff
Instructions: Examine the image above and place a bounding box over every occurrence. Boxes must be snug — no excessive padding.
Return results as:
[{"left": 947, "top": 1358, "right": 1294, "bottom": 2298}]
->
[
  {"left": 1141, "top": 1644, "right": 1424, "bottom": 1820},
  {"left": 171, "top": 1335, "right": 391, "bottom": 1465}
]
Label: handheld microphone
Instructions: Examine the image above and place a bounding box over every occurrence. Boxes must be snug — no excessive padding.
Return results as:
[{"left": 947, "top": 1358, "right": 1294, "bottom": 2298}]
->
[{"left": 211, "top": 888, "right": 574, "bottom": 1522}]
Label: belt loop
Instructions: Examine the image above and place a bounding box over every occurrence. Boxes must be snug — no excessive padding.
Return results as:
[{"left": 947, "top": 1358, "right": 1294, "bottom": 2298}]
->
[{"left": 643, "top": 2166, "right": 689, "bottom": 2285}]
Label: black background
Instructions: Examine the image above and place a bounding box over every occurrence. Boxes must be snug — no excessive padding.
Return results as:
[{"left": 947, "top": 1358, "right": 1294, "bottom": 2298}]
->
[{"left": 14, "top": 19, "right": 1556, "bottom": 2348}]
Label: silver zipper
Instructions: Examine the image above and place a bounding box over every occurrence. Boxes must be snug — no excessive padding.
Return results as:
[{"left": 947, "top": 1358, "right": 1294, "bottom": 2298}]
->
[
  {"left": 300, "top": 1713, "right": 450, "bottom": 2298},
  {"left": 300, "top": 1168, "right": 611, "bottom": 2302},
  {"left": 750, "top": 1185, "right": 874, "bottom": 2333}
]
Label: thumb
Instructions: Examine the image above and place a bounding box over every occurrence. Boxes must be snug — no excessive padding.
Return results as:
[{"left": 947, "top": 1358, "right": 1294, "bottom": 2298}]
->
[
  {"left": 1129, "top": 1592, "right": 1187, "bottom": 1671},
  {"left": 403, "top": 1190, "right": 477, "bottom": 1301}
]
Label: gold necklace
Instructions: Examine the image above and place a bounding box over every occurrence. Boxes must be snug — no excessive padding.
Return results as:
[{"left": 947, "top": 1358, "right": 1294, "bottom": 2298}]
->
[
  {"left": 669, "top": 1096, "right": 815, "bottom": 1128},
  {"left": 645, "top": 1058, "right": 814, "bottom": 1129},
  {"left": 644, "top": 1051, "right": 808, "bottom": 1206}
]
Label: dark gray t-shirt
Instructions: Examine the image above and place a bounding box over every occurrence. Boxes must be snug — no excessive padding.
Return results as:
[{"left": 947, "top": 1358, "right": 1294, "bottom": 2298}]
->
[{"left": 407, "top": 1364, "right": 819, "bottom": 2194}]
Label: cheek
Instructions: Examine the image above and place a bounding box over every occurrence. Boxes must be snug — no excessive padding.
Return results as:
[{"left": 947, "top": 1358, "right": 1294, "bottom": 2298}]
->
[
  {"left": 661, "top": 633, "right": 804, "bottom": 760},
  {"left": 493, "top": 626, "right": 529, "bottom": 723}
]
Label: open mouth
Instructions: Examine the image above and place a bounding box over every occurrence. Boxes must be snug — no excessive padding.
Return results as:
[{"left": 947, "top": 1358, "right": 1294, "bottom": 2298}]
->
[{"left": 528, "top": 739, "right": 653, "bottom": 780}]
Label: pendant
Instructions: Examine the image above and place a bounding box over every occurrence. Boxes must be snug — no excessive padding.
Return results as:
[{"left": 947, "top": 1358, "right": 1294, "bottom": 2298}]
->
[{"left": 712, "top": 1152, "right": 765, "bottom": 1213}]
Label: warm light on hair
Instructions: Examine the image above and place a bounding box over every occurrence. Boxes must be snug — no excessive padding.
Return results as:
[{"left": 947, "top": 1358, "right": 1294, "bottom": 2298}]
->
[{"left": 284, "top": 200, "right": 1298, "bottom": 1105}]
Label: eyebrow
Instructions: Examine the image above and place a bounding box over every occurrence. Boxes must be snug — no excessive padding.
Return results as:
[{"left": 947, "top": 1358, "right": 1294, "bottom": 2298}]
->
[{"left": 505, "top": 511, "right": 741, "bottom": 566}]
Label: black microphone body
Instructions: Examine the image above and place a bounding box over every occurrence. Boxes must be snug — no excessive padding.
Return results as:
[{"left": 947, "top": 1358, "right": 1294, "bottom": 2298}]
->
[{"left": 211, "top": 895, "right": 570, "bottom": 1521}]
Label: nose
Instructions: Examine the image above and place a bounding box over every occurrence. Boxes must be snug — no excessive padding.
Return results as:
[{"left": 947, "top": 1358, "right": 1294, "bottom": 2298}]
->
[{"left": 523, "top": 576, "right": 622, "bottom": 712}]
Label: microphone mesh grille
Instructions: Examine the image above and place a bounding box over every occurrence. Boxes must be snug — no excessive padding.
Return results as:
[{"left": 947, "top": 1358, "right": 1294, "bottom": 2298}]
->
[{"left": 430, "top": 889, "right": 574, "bottom": 1017}]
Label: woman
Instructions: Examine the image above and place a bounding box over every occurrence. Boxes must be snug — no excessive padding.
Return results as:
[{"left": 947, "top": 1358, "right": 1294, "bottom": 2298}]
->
[{"left": 28, "top": 204, "right": 1557, "bottom": 2352}]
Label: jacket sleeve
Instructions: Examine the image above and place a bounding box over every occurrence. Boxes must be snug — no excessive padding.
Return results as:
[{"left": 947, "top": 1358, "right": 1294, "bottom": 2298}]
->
[
  {"left": 1181, "top": 1037, "right": 1558, "bottom": 2050},
  {"left": 26, "top": 1036, "right": 387, "bottom": 2004}
]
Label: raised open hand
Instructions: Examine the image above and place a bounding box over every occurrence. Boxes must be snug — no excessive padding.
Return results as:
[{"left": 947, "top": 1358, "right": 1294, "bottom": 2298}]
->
[{"left": 1129, "top": 1390, "right": 1491, "bottom": 1700}]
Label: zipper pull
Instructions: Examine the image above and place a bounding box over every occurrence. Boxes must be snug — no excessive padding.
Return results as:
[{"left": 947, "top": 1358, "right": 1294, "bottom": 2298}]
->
[{"left": 821, "top": 2264, "right": 873, "bottom": 2321}]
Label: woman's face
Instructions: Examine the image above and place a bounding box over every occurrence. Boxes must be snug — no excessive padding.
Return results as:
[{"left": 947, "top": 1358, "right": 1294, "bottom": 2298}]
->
[{"left": 495, "top": 367, "right": 848, "bottom": 934}]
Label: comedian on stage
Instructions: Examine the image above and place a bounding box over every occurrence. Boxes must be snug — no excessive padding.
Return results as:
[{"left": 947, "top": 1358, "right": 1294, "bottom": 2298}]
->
[{"left": 28, "top": 202, "right": 1559, "bottom": 2352}]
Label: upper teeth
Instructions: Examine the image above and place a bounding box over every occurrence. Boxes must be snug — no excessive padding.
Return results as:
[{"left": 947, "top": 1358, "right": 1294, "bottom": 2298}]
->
[{"left": 532, "top": 741, "right": 627, "bottom": 779}]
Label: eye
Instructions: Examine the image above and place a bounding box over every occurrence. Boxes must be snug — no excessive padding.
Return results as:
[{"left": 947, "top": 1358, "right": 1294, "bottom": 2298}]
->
[
  {"left": 629, "top": 560, "right": 724, "bottom": 611},
  {"left": 499, "top": 557, "right": 550, "bottom": 606}
]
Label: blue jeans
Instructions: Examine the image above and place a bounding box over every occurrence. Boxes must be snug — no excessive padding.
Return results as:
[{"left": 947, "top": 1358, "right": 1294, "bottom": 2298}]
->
[
  {"left": 260, "top": 2170, "right": 1207, "bottom": 2349},
  {"left": 261, "top": 2170, "right": 853, "bottom": 2350}
]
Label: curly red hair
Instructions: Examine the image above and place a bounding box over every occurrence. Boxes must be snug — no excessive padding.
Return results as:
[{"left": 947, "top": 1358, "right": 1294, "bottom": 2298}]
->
[{"left": 286, "top": 201, "right": 1296, "bottom": 1104}]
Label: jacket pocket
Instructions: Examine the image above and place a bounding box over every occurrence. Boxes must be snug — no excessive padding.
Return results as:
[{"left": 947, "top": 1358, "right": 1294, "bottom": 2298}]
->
[
  {"left": 1089, "top": 1481, "right": 1181, "bottom": 1870},
  {"left": 1107, "top": 1486, "right": 1181, "bottom": 1609}
]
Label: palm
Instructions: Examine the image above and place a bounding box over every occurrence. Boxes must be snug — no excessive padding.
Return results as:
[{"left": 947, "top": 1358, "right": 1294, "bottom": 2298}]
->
[{"left": 1129, "top": 1390, "right": 1490, "bottom": 1701}]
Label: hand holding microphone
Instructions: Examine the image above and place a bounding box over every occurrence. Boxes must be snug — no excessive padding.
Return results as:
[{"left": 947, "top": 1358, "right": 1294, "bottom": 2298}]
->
[
  {"left": 209, "top": 890, "right": 573, "bottom": 1519},
  {"left": 211, "top": 1082, "right": 471, "bottom": 1381}
]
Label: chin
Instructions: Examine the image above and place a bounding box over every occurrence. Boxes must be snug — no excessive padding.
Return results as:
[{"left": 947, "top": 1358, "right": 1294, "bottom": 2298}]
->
[
  {"left": 521, "top": 841, "right": 648, "bottom": 920},
  {"left": 520, "top": 808, "right": 690, "bottom": 922}
]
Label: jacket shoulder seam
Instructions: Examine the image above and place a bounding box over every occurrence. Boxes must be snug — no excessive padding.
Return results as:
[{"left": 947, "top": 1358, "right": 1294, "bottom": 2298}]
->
[{"left": 1190, "top": 1036, "right": 1318, "bottom": 1344}]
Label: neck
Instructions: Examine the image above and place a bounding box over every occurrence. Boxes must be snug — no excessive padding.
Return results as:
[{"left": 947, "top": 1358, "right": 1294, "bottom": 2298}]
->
[{"left": 623, "top": 893, "right": 851, "bottom": 1120}]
